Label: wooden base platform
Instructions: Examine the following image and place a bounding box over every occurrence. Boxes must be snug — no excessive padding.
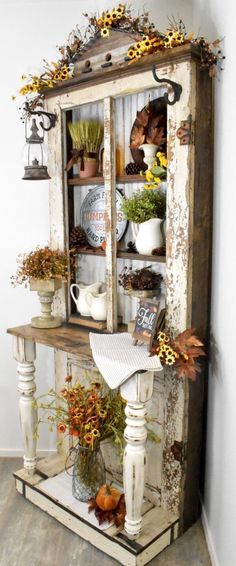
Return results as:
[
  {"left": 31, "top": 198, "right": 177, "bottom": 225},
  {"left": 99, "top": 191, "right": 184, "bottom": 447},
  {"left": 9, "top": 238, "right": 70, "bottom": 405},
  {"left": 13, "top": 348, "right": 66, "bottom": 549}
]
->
[{"left": 14, "top": 456, "right": 179, "bottom": 566}]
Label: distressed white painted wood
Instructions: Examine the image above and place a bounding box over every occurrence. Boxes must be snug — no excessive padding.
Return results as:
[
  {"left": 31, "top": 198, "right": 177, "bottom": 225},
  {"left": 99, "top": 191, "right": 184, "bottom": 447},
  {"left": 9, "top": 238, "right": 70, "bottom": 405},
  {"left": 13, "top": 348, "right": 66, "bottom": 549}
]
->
[
  {"left": 104, "top": 96, "right": 117, "bottom": 332},
  {"left": 13, "top": 336, "right": 37, "bottom": 474},
  {"left": 121, "top": 370, "right": 154, "bottom": 538},
  {"left": 43, "top": 49, "right": 212, "bottom": 545},
  {"left": 14, "top": 462, "right": 178, "bottom": 566}
]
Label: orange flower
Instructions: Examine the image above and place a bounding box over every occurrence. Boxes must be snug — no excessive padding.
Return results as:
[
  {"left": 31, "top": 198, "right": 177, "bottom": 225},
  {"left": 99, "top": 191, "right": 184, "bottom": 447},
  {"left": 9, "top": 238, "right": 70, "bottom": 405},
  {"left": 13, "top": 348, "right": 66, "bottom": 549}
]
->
[
  {"left": 60, "top": 387, "right": 68, "bottom": 397},
  {"left": 65, "top": 375, "right": 72, "bottom": 383},
  {"left": 57, "top": 422, "right": 66, "bottom": 433},
  {"left": 69, "top": 427, "right": 79, "bottom": 437},
  {"left": 84, "top": 433, "right": 94, "bottom": 445}
]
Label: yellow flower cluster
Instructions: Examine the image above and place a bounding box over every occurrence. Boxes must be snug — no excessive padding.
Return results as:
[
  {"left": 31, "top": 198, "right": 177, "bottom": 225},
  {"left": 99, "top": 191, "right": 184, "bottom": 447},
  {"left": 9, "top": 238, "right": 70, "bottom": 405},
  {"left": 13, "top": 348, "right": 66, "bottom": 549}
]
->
[
  {"left": 18, "top": 65, "right": 71, "bottom": 97},
  {"left": 141, "top": 152, "right": 167, "bottom": 190},
  {"left": 163, "top": 29, "right": 185, "bottom": 49},
  {"left": 156, "top": 332, "right": 178, "bottom": 366},
  {"left": 97, "top": 4, "right": 125, "bottom": 37},
  {"left": 127, "top": 35, "right": 163, "bottom": 60}
]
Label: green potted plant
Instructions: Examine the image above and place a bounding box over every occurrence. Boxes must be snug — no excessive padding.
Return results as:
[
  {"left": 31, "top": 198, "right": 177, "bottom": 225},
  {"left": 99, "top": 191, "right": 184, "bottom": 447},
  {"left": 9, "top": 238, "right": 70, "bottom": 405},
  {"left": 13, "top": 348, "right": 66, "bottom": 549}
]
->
[
  {"left": 11, "top": 245, "right": 70, "bottom": 328},
  {"left": 121, "top": 188, "right": 166, "bottom": 255},
  {"left": 65, "top": 119, "right": 104, "bottom": 178}
]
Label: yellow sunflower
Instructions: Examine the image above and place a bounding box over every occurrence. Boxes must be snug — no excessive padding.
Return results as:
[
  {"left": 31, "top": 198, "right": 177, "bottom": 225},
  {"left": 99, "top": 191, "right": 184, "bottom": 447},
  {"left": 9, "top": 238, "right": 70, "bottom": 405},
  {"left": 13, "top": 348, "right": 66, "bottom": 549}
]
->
[
  {"left": 157, "top": 151, "right": 168, "bottom": 168},
  {"left": 101, "top": 27, "right": 110, "bottom": 37},
  {"left": 128, "top": 47, "right": 135, "bottom": 58},
  {"left": 104, "top": 17, "right": 112, "bottom": 27}
]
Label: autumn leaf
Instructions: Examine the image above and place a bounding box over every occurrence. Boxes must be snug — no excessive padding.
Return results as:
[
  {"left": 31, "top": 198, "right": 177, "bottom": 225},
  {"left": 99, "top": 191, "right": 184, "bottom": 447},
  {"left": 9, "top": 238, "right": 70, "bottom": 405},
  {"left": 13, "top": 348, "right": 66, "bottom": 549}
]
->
[
  {"left": 175, "top": 357, "right": 201, "bottom": 382},
  {"left": 173, "top": 328, "right": 205, "bottom": 356},
  {"left": 146, "top": 125, "right": 165, "bottom": 146},
  {"left": 136, "top": 107, "right": 149, "bottom": 127},
  {"left": 130, "top": 124, "right": 145, "bottom": 148}
]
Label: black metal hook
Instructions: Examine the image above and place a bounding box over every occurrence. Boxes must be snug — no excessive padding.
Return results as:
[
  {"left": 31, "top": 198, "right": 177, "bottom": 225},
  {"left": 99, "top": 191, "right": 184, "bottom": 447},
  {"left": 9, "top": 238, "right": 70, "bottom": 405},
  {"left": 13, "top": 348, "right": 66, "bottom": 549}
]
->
[
  {"left": 152, "top": 67, "right": 182, "bottom": 106},
  {"left": 24, "top": 102, "right": 57, "bottom": 131}
]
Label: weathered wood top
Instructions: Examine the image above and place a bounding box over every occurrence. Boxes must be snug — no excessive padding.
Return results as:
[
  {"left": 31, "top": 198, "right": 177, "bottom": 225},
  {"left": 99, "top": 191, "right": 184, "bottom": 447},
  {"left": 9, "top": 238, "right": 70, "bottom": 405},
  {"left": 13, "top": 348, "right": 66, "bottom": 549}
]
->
[
  {"left": 7, "top": 324, "right": 92, "bottom": 357},
  {"left": 44, "top": 44, "right": 202, "bottom": 99}
]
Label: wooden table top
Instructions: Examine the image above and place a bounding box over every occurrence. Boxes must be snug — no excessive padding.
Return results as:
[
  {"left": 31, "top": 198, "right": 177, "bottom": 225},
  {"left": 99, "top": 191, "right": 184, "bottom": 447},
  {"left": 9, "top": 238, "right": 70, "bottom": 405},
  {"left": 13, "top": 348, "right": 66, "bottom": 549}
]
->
[{"left": 7, "top": 323, "right": 92, "bottom": 357}]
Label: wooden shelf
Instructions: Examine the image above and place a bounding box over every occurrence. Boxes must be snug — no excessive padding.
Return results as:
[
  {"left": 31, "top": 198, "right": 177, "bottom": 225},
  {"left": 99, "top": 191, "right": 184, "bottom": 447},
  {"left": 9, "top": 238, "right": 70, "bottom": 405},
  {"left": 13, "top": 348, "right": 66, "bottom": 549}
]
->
[
  {"left": 67, "top": 174, "right": 143, "bottom": 186},
  {"left": 117, "top": 251, "right": 166, "bottom": 263},
  {"left": 76, "top": 248, "right": 166, "bottom": 263},
  {"left": 7, "top": 323, "right": 92, "bottom": 357},
  {"left": 14, "top": 457, "right": 179, "bottom": 566},
  {"left": 76, "top": 248, "right": 105, "bottom": 256},
  {"left": 68, "top": 314, "right": 107, "bottom": 330}
]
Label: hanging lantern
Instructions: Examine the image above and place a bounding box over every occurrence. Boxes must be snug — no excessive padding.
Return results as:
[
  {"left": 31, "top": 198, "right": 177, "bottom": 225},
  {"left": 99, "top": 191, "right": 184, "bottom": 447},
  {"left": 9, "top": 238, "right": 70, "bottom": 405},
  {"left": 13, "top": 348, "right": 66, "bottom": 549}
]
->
[{"left": 22, "top": 103, "right": 57, "bottom": 181}]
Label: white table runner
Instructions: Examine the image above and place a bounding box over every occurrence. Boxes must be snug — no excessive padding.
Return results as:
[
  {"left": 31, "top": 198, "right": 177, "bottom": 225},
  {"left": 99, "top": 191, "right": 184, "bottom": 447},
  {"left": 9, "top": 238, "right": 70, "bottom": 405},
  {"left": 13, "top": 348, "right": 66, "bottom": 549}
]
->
[{"left": 89, "top": 332, "right": 162, "bottom": 389}]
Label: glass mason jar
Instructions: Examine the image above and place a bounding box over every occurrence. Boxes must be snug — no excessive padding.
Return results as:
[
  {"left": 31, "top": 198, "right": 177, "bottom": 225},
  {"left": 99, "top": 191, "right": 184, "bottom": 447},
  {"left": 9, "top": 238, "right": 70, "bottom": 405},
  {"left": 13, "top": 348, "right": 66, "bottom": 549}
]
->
[{"left": 72, "top": 443, "right": 106, "bottom": 502}]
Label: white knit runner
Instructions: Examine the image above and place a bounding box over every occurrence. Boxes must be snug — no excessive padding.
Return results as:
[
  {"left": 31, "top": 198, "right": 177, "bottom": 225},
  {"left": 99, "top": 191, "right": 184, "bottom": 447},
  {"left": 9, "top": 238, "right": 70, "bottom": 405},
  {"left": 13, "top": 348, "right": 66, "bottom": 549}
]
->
[{"left": 89, "top": 332, "right": 162, "bottom": 389}]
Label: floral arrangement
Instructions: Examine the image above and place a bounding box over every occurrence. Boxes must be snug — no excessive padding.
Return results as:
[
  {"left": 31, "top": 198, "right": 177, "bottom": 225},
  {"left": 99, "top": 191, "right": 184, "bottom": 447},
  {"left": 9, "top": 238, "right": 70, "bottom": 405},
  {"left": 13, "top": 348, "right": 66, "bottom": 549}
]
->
[
  {"left": 118, "top": 265, "right": 162, "bottom": 291},
  {"left": 14, "top": 4, "right": 224, "bottom": 113},
  {"left": 152, "top": 328, "right": 205, "bottom": 381},
  {"left": 37, "top": 377, "right": 126, "bottom": 453},
  {"left": 11, "top": 245, "right": 70, "bottom": 287},
  {"left": 121, "top": 187, "right": 166, "bottom": 223},
  {"left": 141, "top": 151, "right": 167, "bottom": 189}
]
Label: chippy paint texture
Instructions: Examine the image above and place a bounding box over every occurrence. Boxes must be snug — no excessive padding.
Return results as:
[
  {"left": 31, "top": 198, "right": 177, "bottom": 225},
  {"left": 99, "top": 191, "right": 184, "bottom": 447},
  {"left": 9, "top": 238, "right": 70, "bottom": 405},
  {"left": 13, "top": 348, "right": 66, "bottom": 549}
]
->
[{"left": 46, "top": 55, "right": 204, "bottom": 525}]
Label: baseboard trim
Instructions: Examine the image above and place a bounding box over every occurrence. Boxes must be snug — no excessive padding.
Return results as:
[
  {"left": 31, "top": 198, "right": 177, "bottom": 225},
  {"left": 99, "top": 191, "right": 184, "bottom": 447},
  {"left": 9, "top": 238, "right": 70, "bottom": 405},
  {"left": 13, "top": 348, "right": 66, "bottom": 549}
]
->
[
  {"left": 201, "top": 503, "right": 219, "bottom": 566},
  {"left": 0, "top": 449, "right": 57, "bottom": 458}
]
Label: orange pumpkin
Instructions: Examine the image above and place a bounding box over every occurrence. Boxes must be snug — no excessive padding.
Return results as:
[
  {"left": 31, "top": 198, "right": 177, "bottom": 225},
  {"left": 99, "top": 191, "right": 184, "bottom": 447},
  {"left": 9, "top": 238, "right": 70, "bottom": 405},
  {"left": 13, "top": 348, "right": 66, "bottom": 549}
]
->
[{"left": 95, "top": 484, "right": 121, "bottom": 511}]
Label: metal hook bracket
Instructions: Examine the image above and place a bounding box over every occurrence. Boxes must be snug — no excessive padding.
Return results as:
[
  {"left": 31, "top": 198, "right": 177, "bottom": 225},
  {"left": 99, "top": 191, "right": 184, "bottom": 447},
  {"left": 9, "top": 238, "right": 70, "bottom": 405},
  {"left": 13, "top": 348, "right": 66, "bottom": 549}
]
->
[
  {"left": 152, "top": 67, "right": 182, "bottom": 106},
  {"left": 24, "top": 102, "right": 57, "bottom": 131}
]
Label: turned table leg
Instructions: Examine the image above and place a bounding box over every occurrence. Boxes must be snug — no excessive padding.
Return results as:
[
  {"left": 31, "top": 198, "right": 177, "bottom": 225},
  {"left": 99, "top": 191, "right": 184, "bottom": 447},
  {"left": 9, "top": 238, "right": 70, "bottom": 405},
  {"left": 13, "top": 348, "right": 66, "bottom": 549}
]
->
[
  {"left": 120, "top": 370, "right": 154, "bottom": 539},
  {"left": 13, "top": 336, "right": 37, "bottom": 474}
]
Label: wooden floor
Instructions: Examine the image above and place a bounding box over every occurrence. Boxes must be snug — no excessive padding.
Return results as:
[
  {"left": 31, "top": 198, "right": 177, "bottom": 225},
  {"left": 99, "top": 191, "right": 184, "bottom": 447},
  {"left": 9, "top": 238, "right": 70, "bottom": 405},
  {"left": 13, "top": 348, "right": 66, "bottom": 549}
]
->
[{"left": 0, "top": 458, "right": 211, "bottom": 566}]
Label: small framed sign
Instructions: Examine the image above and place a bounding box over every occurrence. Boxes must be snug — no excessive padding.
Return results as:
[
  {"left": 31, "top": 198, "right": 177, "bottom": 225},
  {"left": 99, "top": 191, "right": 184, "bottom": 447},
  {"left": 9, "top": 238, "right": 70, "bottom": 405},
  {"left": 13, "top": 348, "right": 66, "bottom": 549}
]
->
[{"left": 132, "top": 299, "right": 160, "bottom": 352}]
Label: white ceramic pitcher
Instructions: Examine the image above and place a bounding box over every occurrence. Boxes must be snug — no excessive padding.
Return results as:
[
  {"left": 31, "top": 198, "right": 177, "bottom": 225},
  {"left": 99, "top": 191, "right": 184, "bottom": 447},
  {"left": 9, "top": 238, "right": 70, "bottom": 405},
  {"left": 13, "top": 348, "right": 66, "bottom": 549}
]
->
[
  {"left": 132, "top": 218, "right": 163, "bottom": 255},
  {"left": 86, "top": 291, "right": 107, "bottom": 321},
  {"left": 70, "top": 282, "right": 102, "bottom": 316}
]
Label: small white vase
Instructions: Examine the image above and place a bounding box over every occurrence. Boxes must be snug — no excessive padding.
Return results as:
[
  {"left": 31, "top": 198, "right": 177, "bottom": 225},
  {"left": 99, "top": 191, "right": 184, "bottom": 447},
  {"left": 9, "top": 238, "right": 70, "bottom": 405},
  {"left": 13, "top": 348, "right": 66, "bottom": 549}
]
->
[
  {"left": 132, "top": 218, "right": 163, "bottom": 255},
  {"left": 139, "top": 143, "right": 158, "bottom": 170},
  {"left": 86, "top": 291, "right": 107, "bottom": 321}
]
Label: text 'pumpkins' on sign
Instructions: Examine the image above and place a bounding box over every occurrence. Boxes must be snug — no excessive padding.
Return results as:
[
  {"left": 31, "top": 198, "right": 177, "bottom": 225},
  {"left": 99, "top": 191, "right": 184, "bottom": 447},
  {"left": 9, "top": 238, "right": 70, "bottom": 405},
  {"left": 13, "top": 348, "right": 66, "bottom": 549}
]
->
[{"left": 133, "top": 299, "right": 160, "bottom": 352}]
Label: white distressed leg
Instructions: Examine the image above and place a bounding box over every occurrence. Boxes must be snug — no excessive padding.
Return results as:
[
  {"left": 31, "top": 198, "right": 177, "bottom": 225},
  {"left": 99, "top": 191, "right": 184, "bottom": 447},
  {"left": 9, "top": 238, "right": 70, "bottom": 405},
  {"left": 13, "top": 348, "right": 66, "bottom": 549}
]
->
[
  {"left": 13, "top": 336, "right": 37, "bottom": 475},
  {"left": 121, "top": 370, "right": 154, "bottom": 538}
]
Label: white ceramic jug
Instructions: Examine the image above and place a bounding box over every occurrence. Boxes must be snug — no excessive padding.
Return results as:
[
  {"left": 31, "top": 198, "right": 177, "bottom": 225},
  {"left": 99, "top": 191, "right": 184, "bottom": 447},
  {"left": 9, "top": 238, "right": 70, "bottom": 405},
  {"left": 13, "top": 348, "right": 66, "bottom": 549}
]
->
[
  {"left": 86, "top": 291, "right": 107, "bottom": 321},
  {"left": 132, "top": 218, "right": 163, "bottom": 255},
  {"left": 70, "top": 282, "right": 102, "bottom": 316}
]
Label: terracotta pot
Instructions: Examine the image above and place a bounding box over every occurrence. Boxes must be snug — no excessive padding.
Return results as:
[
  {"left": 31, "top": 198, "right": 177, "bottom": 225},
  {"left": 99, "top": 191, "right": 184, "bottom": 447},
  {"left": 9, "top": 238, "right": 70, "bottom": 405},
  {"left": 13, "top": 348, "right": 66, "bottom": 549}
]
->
[{"left": 79, "top": 158, "right": 98, "bottom": 178}]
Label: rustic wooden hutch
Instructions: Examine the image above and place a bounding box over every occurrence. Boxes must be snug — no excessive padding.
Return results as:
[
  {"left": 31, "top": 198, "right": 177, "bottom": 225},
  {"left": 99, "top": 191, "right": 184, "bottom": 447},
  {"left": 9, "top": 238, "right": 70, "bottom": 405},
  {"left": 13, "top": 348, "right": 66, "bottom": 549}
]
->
[{"left": 8, "top": 35, "right": 213, "bottom": 565}]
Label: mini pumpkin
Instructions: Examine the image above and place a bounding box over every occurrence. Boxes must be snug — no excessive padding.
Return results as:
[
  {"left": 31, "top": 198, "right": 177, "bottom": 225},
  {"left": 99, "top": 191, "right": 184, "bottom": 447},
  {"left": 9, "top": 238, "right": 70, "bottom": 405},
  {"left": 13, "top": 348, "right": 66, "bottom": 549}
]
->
[{"left": 95, "top": 484, "right": 121, "bottom": 511}]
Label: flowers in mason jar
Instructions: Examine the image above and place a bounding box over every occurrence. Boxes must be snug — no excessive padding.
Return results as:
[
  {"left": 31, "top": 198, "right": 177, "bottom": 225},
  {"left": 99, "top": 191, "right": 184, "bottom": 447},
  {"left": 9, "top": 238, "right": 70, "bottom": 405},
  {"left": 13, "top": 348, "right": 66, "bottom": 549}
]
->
[{"left": 36, "top": 377, "right": 126, "bottom": 452}]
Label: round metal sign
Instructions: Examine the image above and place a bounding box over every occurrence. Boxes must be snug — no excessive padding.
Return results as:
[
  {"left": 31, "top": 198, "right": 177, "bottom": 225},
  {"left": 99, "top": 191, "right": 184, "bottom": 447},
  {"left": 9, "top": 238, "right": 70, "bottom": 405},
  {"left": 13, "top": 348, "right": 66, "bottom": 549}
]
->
[{"left": 80, "top": 186, "right": 127, "bottom": 248}]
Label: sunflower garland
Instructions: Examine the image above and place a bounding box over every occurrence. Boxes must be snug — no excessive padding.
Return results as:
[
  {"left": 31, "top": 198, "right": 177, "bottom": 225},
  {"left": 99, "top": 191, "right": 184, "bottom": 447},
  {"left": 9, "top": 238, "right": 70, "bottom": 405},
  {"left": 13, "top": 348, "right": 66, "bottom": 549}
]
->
[{"left": 15, "top": 4, "right": 224, "bottom": 111}]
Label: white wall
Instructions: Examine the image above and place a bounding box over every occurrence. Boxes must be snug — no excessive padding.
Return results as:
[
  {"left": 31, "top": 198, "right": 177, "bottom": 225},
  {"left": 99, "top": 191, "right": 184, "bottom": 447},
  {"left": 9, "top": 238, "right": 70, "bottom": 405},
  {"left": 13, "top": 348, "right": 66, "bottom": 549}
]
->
[
  {"left": 1, "top": 0, "right": 235, "bottom": 564},
  {"left": 192, "top": 1, "right": 236, "bottom": 565}
]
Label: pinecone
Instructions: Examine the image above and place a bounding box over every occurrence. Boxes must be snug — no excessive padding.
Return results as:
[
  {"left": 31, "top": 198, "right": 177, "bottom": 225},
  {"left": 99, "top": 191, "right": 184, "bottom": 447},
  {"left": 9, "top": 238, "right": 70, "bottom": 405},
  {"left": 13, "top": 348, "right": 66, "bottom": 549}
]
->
[
  {"left": 125, "top": 162, "right": 142, "bottom": 175},
  {"left": 126, "top": 241, "right": 137, "bottom": 253},
  {"left": 152, "top": 245, "right": 166, "bottom": 256},
  {"left": 70, "top": 225, "right": 87, "bottom": 252}
]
